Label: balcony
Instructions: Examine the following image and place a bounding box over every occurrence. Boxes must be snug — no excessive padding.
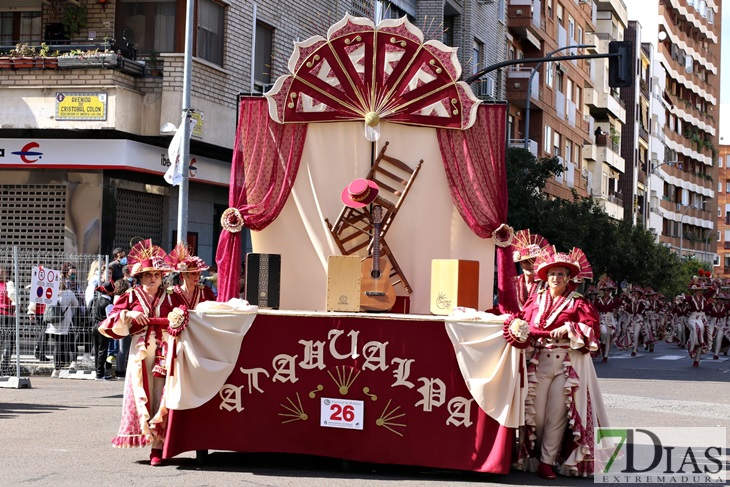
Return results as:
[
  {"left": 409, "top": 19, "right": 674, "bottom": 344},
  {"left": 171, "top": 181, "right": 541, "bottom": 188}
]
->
[
  {"left": 507, "top": 0, "right": 545, "bottom": 49},
  {"left": 596, "top": 194, "right": 624, "bottom": 220},
  {"left": 595, "top": 134, "right": 625, "bottom": 172},
  {"left": 595, "top": 0, "right": 628, "bottom": 23},
  {"left": 509, "top": 138, "right": 539, "bottom": 157},
  {"left": 585, "top": 88, "right": 627, "bottom": 122}
]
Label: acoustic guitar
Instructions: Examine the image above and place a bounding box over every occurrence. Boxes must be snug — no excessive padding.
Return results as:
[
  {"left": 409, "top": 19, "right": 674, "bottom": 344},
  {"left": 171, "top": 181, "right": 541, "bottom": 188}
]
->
[{"left": 360, "top": 205, "right": 396, "bottom": 312}]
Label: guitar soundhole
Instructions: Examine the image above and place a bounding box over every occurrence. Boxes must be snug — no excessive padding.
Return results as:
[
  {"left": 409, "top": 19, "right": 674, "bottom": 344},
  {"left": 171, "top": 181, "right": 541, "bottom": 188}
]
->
[{"left": 371, "top": 270, "right": 381, "bottom": 279}]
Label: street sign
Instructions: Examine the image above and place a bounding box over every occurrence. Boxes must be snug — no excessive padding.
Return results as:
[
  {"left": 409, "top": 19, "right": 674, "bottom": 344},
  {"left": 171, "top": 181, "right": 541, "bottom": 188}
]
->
[{"left": 30, "top": 266, "right": 60, "bottom": 304}]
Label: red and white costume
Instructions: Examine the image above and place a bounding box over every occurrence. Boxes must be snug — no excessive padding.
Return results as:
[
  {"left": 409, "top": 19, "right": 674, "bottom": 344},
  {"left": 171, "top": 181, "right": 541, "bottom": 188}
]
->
[
  {"left": 505, "top": 287, "right": 608, "bottom": 477},
  {"left": 686, "top": 291, "right": 710, "bottom": 365},
  {"left": 594, "top": 293, "right": 620, "bottom": 361},
  {"left": 99, "top": 286, "right": 175, "bottom": 448},
  {"left": 169, "top": 283, "right": 216, "bottom": 310}
]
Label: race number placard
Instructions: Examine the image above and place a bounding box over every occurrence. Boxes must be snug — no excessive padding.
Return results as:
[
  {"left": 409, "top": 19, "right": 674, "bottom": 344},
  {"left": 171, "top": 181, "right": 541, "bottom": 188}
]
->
[
  {"left": 320, "top": 398, "right": 364, "bottom": 430},
  {"left": 30, "top": 266, "right": 60, "bottom": 304}
]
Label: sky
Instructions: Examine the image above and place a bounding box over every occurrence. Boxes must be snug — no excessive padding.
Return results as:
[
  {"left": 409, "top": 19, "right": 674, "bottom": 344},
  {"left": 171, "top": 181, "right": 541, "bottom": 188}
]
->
[{"left": 720, "top": 5, "right": 730, "bottom": 144}]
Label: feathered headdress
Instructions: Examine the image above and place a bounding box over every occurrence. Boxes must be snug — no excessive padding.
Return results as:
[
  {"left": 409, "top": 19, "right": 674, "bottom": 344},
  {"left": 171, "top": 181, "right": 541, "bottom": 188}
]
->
[
  {"left": 511, "top": 229, "right": 551, "bottom": 263},
  {"left": 127, "top": 239, "right": 170, "bottom": 277},
  {"left": 568, "top": 247, "right": 593, "bottom": 282},
  {"left": 166, "top": 241, "right": 209, "bottom": 273},
  {"left": 597, "top": 274, "right": 617, "bottom": 290}
]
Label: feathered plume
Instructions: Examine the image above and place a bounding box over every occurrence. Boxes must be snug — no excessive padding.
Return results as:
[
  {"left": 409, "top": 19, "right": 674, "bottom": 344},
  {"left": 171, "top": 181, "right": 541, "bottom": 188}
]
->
[
  {"left": 568, "top": 247, "right": 593, "bottom": 282},
  {"left": 127, "top": 239, "right": 167, "bottom": 266}
]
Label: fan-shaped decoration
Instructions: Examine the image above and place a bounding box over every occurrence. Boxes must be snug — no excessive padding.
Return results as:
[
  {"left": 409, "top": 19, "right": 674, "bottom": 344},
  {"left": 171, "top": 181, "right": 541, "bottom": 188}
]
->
[
  {"left": 265, "top": 14, "right": 481, "bottom": 141},
  {"left": 511, "top": 229, "right": 550, "bottom": 262},
  {"left": 568, "top": 247, "right": 593, "bottom": 283},
  {"left": 597, "top": 274, "right": 616, "bottom": 290},
  {"left": 127, "top": 239, "right": 170, "bottom": 276}
]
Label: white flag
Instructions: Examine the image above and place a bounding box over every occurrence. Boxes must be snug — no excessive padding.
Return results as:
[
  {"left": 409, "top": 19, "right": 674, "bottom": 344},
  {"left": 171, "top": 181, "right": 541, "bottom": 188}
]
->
[{"left": 164, "top": 116, "right": 198, "bottom": 186}]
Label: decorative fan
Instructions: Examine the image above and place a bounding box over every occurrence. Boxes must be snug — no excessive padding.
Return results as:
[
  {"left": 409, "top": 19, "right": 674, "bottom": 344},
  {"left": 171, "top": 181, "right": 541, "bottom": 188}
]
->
[
  {"left": 265, "top": 14, "right": 481, "bottom": 141},
  {"left": 127, "top": 239, "right": 167, "bottom": 267},
  {"left": 511, "top": 229, "right": 550, "bottom": 262},
  {"left": 568, "top": 247, "right": 593, "bottom": 283}
]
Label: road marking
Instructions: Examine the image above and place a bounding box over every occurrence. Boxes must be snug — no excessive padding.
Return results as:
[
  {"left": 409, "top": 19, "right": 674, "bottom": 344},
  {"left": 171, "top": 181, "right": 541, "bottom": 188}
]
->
[
  {"left": 602, "top": 393, "right": 730, "bottom": 420},
  {"left": 654, "top": 355, "right": 684, "bottom": 360}
]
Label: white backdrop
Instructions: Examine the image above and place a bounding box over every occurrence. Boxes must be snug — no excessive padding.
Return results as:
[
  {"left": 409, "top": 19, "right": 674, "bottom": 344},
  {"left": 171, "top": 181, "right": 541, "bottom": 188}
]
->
[{"left": 250, "top": 121, "right": 495, "bottom": 314}]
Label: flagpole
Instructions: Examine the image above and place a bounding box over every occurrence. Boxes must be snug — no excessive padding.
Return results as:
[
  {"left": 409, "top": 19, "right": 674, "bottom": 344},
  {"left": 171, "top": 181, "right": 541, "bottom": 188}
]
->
[{"left": 177, "top": 0, "right": 195, "bottom": 245}]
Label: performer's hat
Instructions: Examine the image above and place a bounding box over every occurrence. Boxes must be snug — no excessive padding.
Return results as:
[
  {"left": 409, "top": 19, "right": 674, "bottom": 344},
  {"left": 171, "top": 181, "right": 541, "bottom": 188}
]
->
[
  {"left": 511, "top": 229, "right": 550, "bottom": 263},
  {"left": 166, "top": 242, "right": 210, "bottom": 273},
  {"left": 535, "top": 249, "right": 581, "bottom": 281},
  {"left": 127, "top": 239, "right": 172, "bottom": 277},
  {"left": 341, "top": 178, "right": 379, "bottom": 208}
]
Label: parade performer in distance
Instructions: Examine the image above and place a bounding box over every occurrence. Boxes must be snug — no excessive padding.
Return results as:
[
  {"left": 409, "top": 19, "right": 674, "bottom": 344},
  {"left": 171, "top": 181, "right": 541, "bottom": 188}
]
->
[
  {"left": 712, "top": 291, "right": 729, "bottom": 359},
  {"left": 166, "top": 242, "right": 216, "bottom": 310},
  {"left": 511, "top": 230, "right": 551, "bottom": 311},
  {"left": 503, "top": 247, "right": 608, "bottom": 479},
  {"left": 706, "top": 293, "right": 724, "bottom": 361},
  {"left": 594, "top": 276, "right": 620, "bottom": 363},
  {"left": 621, "top": 286, "right": 648, "bottom": 356},
  {"left": 686, "top": 281, "right": 710, "bottom": 367},
  {"left": 643, "top": 288, "right": 660, "bottom": 352},
  {"left": 670, "top": 293, "right": 689, "bottom": 347},
  {"left": 98, "top": 239, "right": 175, "bottom": 466}
]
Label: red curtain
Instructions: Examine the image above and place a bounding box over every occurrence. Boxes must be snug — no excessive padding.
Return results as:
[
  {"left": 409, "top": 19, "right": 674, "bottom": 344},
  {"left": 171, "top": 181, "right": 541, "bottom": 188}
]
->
[
  {"left": 216, "top": 98, "right": 307, "bottom": 301},
  {"left": 436, "top": 103, "right": 517, "bottom": 313}
]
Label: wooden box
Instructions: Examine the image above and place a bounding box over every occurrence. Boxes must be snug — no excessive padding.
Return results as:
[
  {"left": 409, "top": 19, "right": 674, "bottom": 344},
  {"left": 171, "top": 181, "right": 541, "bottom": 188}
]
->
[
  {"left": 430, "top": 259, "right": 479, "bottom": 315},
  {"left": 244, "top": 253, "right": 281, "bottom": 309},
  {"left": 326, "top": 255, "right": 361, "bottom": 312}
]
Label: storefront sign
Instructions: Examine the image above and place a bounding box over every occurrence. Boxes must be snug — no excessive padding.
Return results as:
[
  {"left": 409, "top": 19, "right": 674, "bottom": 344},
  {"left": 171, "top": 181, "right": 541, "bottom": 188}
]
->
[{"left": 55, "top": 92, "right": 107, "bottom": 121}]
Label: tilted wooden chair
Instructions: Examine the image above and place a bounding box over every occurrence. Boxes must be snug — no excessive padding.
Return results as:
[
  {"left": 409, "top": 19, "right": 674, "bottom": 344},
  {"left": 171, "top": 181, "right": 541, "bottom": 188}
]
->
[{"left": 325, "top": 142, "right": 423, "bottom": 294}]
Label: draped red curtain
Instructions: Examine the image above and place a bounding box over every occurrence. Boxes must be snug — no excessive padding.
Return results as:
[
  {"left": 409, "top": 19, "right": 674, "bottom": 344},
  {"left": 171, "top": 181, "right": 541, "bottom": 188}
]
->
[
  {"left": 216, "top": 98, "right": 307, "bottom": 301},
  {"left": 436, "top": 103, "right": 517, "bottom": 313}
]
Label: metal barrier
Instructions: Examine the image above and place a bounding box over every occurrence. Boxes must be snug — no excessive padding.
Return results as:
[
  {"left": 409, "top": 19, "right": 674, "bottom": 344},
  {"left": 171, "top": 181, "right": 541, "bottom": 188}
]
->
[{"left": 0, "top": 247, "right": 109, "bottom": 383}]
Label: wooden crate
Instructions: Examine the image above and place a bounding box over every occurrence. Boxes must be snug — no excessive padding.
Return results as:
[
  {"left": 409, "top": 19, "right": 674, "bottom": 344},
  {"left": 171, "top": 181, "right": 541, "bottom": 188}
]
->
[
  {"left": 326, "top": 255, "right": 361, "bottom": 311},
  {"left": 429, "top": 259, "right": 479, "bottom": 315}
]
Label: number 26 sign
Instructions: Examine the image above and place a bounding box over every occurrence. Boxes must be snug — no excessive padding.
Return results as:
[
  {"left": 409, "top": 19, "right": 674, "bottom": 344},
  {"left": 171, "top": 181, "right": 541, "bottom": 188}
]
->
[{"left": 320, "top": 398, "right": 364, "bottom": 430}]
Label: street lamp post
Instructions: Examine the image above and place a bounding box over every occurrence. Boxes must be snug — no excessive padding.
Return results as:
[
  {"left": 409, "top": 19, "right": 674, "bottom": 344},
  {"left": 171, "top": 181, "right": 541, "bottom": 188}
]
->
[
  {"left": 704, "top": 230, "right": 716, "bottom": 265},
  {"left": 645, "top": 160, "right": 678, "bottom": 227},
  {"left": 679, "top": 199, "right": 707, "bottom": 260},
  {"left": 524, "top": 44, "right": 593, "bottom": 151}
]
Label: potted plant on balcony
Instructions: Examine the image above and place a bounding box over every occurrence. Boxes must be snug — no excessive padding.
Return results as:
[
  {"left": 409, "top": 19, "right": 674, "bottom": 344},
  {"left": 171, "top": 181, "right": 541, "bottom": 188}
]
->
[
  {"left": 9, "top": 43, "right": 36, "bottom": 69},
  {"left": 62, "top": 4, "right": 88, "bottom": 39},
  {"left": 146, "top": 49, "right": 162, "bottom": 77},
  {"left": 58, "top": 48, "right": 119, "bottom": 68},
  {"left": 38, "top": 42, "right": 60, "bottom": 69}
]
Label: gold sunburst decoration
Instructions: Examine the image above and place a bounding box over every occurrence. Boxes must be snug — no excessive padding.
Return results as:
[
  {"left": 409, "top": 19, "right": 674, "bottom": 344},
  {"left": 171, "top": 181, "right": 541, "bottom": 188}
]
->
[
  {"left": 375, "top": 399, "right": 406, "bottom": 437},
  {"left": 327, "top": 365, "right": 361, "bottom": 395},
  {"left": 279, "top": 392, "right": 308, "bottom": 424}
]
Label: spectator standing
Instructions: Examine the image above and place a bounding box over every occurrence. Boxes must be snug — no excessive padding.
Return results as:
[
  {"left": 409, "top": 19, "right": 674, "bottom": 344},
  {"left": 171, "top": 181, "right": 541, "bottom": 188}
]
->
[
  {"left": 107, "top": 247, "right": 127, "bottom": 282},
  {"left": 28, "top": 299, "right": 50, "bottom": 362},
  {"left": 85, "top": 259, "right": 106, "bottom": 308},
  {"left": 48, "top": 279, "right": 78, "bottom": 377},
  {"left": 0, "top": 266, "right": 17, "bottom": 375},
  {"left": 92, "top": 281, "right": 116, "bottom": 380}
]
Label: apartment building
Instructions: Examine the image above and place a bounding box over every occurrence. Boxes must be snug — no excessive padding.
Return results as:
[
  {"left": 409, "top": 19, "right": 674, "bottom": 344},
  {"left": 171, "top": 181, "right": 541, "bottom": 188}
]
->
[
  {"left": 716, "top": 145, "right": 730, "bottom": 276},
  {"left": 627, "top": 0, "right": 720, "bottom": 263},
  {"left": 0, "top": 0, "right": 505, "bottom": 260},
  {"left": 505, "top": 0, "right": 597, "bottom": 201},
  {"left": 583, "top": 0, "right": 628, "bottom": 220}
]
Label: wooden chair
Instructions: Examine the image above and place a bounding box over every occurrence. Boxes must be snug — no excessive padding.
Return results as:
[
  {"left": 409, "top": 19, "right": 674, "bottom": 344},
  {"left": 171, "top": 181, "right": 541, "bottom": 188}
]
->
[{"left": 325, "top": 142, "right": 423, "bottom": 294}]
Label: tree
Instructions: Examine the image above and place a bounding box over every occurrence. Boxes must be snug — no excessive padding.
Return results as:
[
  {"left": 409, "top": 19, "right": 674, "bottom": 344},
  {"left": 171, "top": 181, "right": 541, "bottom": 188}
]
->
[{"left": 505, "top": 147, "right": 705, "bottom": 296}]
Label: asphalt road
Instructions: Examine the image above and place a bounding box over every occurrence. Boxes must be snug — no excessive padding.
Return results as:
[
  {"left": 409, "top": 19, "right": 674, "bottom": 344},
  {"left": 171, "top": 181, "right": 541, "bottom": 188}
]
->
[{"left": 1, "top": 341, "right": 728, "bottom": 487}]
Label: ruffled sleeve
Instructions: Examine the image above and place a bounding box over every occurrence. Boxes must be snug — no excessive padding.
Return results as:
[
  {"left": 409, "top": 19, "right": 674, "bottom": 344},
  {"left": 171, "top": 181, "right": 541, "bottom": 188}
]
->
[{"left": 565, "top": 296, "right": 600, "bottom": 353}]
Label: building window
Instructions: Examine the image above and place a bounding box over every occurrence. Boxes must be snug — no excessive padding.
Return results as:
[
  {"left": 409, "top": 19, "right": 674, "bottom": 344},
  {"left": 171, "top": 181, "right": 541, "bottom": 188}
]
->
[
  {"left": 254, "top": 22, "right": 274, "bottom": 91},
  {"left": 720, "top": 182, "right": 723, "bottom": 193},
  {"left": 117, "top": 0, "right": 177, "bottom": 53},
  {"left": 197, "top": 0, "right": 225, "bottom": 65},
  {"left": 726, "top": 180, "right": 730, "bottom": 193},
  {"left": 498, "top": 0, "right": 506, "bottom": 22},
  {"left": 544, "top": 126, "right": 552, "bottom": 153},
  {"left": 546, "top": 63, "right": 553, "bottom": 87},
  {"left": 568, "top": 16, "right": 575, "bottom": 41},
  {"left": 547, "top": 0, "right": 553, "bottom": 18},
  {"left": 0, "top": 10, "right": 41, "bottom": 44},
  {"left": 719, "top": 156, "right": 723, "bottom": 168},
  {"left": 117, "top": 0, "right": 224, "bottom": 61},
  {"left": 557, "top": 3, "right": 563, "bottom": 25}
]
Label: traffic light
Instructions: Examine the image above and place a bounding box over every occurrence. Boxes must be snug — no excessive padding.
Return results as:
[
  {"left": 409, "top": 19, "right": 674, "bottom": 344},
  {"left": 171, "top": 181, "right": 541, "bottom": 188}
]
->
[{"left": 608, "top": 40, "right": 633, "bottom": 88}]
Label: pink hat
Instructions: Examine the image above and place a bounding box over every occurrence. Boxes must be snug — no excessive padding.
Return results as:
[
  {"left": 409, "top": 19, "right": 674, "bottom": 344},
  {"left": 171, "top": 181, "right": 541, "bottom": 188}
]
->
[
  {"left": 341, "top": 179, "right": 379, "bottom": 208},
  {"left": 535, "top": 248, "right": 581, "bottom": 281},
  {"left": 511, "top": 229, "right": 550, "bottom": 263}
]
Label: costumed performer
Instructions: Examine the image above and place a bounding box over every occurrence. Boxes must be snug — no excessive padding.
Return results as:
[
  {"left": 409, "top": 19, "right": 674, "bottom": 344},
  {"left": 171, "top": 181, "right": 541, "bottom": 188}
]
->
[
  {"left": 686, "top": 281, "right": 710, "bottom": 367},
  {"left": 503, "top": 247, "right": 608, "bottom": 479},
  {"left": 620, "top": 286, "right": 647, "bottom": 356},
  {"left": 98, "top": 239, "right": 175, "bottom": 466},
  {"left": 594, "top": 276, "right": 620, "bottom": 363},
  {"left": 166, "top": 242, "right": 217, "bottom": 309},
  {"left": 511, "top": 230, "right": 551, "bottom": 311}
]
